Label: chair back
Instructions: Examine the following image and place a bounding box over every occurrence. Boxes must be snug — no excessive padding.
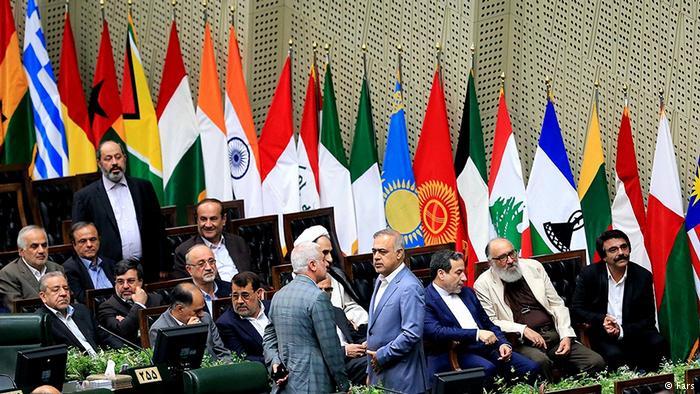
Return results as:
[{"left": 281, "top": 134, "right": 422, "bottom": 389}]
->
[
  {"left": 412, "top": 268, "right": 432, "bottom": 287},
  {"left": 182, "top": 362, "right": 269, "bottom": 394},
  {"left": 48, "top": 244, "right": 75, "bottom": 266},
  {"left": 228, "top": 215, "right": 283, "bottom": 286},
  {"left": 0, "top": 314, "right": 51, "bottom": 376},
  {"left": 613, "top": 373, "right": 675, "bottom": 394},
  {"left": 164, "top": 225, "right": 199, "bottom": 271},
  {"left": 11, "top": 298, "right": 45, "bottom": 314},
  {"left": 160, "top": 205, "right": 178, "bottom": 228},
  {"left": 344, "top": 252, "right": 375, "bottom": 310},
  {"left": 211, "top": 297, "right": 231, "bottom": 322},
  {"left": 31, "top": 175, "right": 82, "bottom": 245},
  {"left": 405, "top": 243, "right": 455, "bottom": 270},
  {"left": 282, "top": 207, "right": 345, "bottom": 271},
  {"left": 137, "top": 305, "right": 169, "bottom": 348},
  {"left": 271, "top": 264, "right": 293, "bottom": 291},
  {"left": 685, "top": 367, "right": 700, "bottom": 394},
  {"left": 0, "top": 374, "right": 15, "bottom": 391},
  {"left": 0, "top": 251, "right": 17, "bottom": 271},
  {"left": 0, "top": 183, "right": 29, "bottom": 252},
  {"left": 85, "top": 288, "right": 116, "bottom": 314},
  {"left": 187, "top": 200, "right": 245, "bottom": 225},
  {"left": 144, "top": 277, "right": 193, "bottom": 305},
  {"left": 532, "top": 249, "right": 586, "bottom": 307}
]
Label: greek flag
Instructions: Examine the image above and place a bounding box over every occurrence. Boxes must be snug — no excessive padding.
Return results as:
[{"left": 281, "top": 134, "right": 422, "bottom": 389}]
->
[{"left": 23, "top": 0, "right": 68, "bottom": 179}]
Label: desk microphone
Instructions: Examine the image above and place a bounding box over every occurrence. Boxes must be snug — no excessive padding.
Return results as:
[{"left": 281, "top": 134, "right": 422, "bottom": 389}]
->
[{"left": 97, "top": 324, "right": 142, "bottom": 350}]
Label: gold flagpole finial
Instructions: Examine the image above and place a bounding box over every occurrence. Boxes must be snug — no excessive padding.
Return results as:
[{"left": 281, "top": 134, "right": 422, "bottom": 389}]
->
[
  {"left": 100, "top": 0, "right": 105, "bottom": 19},
  {"left": 623, "top": 84, "right": 629, "bottom": 107},
  {"left": 659, "top": 88, "right": 665, "bottom": 112},
  {"left": 500, "top": 72, "right": 505, "bottom": 90},
  {"left": 594, "top": 80, "right": 600, "bottom": 106},
  {"left": 324, "top": 43, "right": 331, "bottom": 65},
  {"left": 545, "top": 77, "right": 553, "bottom": 100}
]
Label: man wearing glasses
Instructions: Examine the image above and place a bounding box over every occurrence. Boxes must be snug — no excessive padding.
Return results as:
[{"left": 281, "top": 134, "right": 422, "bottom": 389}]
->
[
  {"left": 474, "top": 237, "right": 604, "bottom": 380},
  {"left": 185, "top": 244, "right": 231, "bottom": 314},
  {"left": 571, "top": 230, "right": 668, "bottom": 372}
]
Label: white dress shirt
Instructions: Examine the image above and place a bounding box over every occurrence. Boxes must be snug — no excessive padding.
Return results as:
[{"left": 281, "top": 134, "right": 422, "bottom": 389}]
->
[
  {"left": 22, "top": 258, "right": 46, "bottom": 282},
  {"left": 203, "top": 236, "right": 238, "bottom": 282},
  {"left": 373, "top": 263, "right": 406, "bottom": 312},
  {"left": 102, "top": 176, "right": 142, "bottom": 260},
  {"left": 433, "top": 283, "right": 480, "bottom": 341},
  {"left": 46, "top": 304, "right": 97, "bottom": 357},
  {"left": 329, "top": 275, "right": 369, "bottom": 327},
  {"left": 607, "top": 265, "right": 627, "bottom": 339},
  {"left": 243, "top": 302, "right": 269, "bottom": 338}
]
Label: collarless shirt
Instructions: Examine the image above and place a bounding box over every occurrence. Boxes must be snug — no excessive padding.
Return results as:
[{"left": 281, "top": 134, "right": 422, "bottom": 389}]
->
[
  {"left": 242, "top": 302, "right": 269, "bottom": 338},
  {"left": 373, "top": 263, "right": 405, "bottom": 312},
  {"left": 46, "top": 304, "right": 97, "bottom": 356},
  {"left": 606, "top": 265, "right": 627, "bottom": 339},
  {"left": 80, "top": 257, "right": 112, "bottom": 289},
  {"left": 432, "top": 283, "right": 479, "bottom": 338},
  {"left": 202, "top": 236, "right": 237, "bottom": 282},
  {"left": 22, "top": 258, "right": 46, "bottom": 282},
  {"left": 102, "top": 175, "right": 142, "bottom": 260}
]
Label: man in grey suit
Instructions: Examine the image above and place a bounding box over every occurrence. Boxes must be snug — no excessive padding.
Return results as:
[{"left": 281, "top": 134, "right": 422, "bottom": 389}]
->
[
  {"left": 149, "top": 282, "right": 231, "bottom": 361},
  {"left": 0, "top": 226, "right": 64, "bottom": 303},
  {"left": 263, "top": 242, "right": 350, "bottom": 393},
  {"left": 366, "top": 228, "right": 429, "bottom": 394}
]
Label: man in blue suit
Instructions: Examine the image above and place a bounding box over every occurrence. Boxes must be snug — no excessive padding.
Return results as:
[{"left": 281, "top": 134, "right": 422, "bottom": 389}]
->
[
  {"left": 424, "top": 250, "right": 540, "bottom": 387},
  {"left": 366, "top": 228, "right": 428, "bottom": 394}
]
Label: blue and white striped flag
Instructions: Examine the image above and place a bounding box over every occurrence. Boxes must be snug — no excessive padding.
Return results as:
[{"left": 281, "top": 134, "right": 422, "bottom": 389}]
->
[{"left": 23, "top": 0, "right": 68, "bottom": 179}]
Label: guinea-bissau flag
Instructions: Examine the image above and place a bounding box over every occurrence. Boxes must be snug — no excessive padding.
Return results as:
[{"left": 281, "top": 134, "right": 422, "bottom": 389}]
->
[{"left": 90, "top": 18, "right": 125, "bottom": 146}]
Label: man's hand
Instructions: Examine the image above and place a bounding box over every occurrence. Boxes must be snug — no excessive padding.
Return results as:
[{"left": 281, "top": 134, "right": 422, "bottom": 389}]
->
[
  {"left": 366, "top": 350, "right": 381, "bottom": 372},
  {"left": 186, "top": 316, "right": 201, "bottom": 325},
  {"left": 603, "top": 315, "right": 620, "bottom": 338},
  {"left": 115, "top": 315, "right": 125, "bottom": 322},
  {"left": 523, "top": 327, "right": 547, "bottom": 349},
  {"left": 132, "top": 286, "right": 148, "bottom": 305},
  {"left": 478, "top": 330, "right": 498, "bottom": 345},
  {"left": 271, "top": 364, "right": 288, "bottom": 387},
  {"left": 345, "top": 343, "right": 367, "bottom": 358},
  {"left": 497, "top": 344, "right": 512, "bottom": 361},
  {"left": 554, "top": 337, "right": 571, "bottom": 356}
]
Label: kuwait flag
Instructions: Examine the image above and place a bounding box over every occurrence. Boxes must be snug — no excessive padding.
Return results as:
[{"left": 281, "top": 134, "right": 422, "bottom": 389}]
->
[
  {"left": 156, "top": 21, "right": 205, "bottom": 225},
  {"left": 578, "top": 98, "right": 611, "bottom": 262},
  {"left": 646, "top": 108, "right": 699, "bottom": 361},
  {"left": 611, "top": 105, "right": 651, "bottom": 271},
  {"left": 225, "top": 24, "right": 262, "bottom": 217},
  {"left": 526, "top": 97, "right": 588, "bottom": 258},
  {"left": 489, "top": 88, "right": 531, "bottom": 256},
  {"left": 319, "top": 64, "right": 357, "bottom": 254},
  {"left": 455, "top": 69, "right": 490, "bottom": 278},
  {"left": 59, "top": 9, "right": 95, "bottom": 175},
  {"left": 687, "top": 155, "right": 700, "bottom": 299},
  {"left": 1, "top": 0, "right": 35, "bottom": 167},
  {"left": 349, "top": 76, "right": 385, "bottom": 254},
  {"left": 414, "top": 69, "right": 466, "bottom": 250},
  {"left": 197, "top": 22, "right": 232, "bottom": 200},
  {"left": 297, "top": 64, "right": 321, "bottom": 211}
]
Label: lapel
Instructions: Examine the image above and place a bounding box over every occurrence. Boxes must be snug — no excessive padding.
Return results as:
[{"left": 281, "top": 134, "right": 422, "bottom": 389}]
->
[
  {"left": 369, "top": 267, "right": 405, "bottom": 329},
  {"left": 486, "top": 269, "right": 515, "bottom": 321},
  {"left": 95, "top": 179, "right": 119, "bottom": 231},
  {"left": 74, "top": 256, "right": 93, "bottom": 285},
  {"left": 233, "top": 311, "right": 263, "bottom": 342},
  {"left": 520, "top": 262, "right": 549, "bottom": 308},
  {"left": 598, "top": 263, "right": 610, "bottom": 308},
  {"left": 333, "top": 308, "right": 354, "bottom": 342},
  {"left": 459, "top": 289, "right": 484, "bottom": 329},
  {"left": 427, "top": 284, "right": 462, "bottom": 328},
  {"left": 13, "top": 259, "right": 40, "bottom": 295},
  {"left": 43, "top": 306, "right": 84, "bottom": 350},
  {"left": 125, "top": 177, "right": 144, "bottom": 230}
]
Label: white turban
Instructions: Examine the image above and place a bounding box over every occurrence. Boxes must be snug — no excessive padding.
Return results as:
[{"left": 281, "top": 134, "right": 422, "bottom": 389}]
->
[{"left": 293, "top": 225, "right": 330, "bottom": 246}]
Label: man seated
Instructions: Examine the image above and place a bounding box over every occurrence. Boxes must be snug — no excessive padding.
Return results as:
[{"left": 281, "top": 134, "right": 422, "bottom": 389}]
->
[
  {"left": 317, "top": 277, "right": 368, "bottom": 385},
  {"left": 63, "top": 221, "right": 115, "bottom": 304},
  {"left": 173, "top": 198, "right": 253, "bottom": 281},
  {"left": 185, "top": 245, "right": 231, "bottom": 314},
  {"left": 424, "top": 250, "right": 540, "bottom": 387},
  {"left": 97, "top": 260, "right": 166, "bottom": 346},
  {"left": 572, "top": 229, "right": 668, "bottom": 371},
  {"left": 0, "top": 225, "right": 63, "bottom": 302},
  {"left": 38, "top": 272, "right": 123, "bottom": 355},
  {"left": 149, "top": 282, "right": 231, "bottom": 361},
  {"left": 216, "top": 272, "right": 269, "bottom": 363},
  {"left": 474, "top": 238, "right": 605, "bottom": 381}
]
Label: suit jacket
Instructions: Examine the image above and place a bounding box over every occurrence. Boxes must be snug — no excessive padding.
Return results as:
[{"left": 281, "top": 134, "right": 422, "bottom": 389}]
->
[
  {"left": 473, "top": 258, "right": 577, "bottom": 338},
  {"left": 71, "top": 176, "right": 165, "bottom": 282},
  {"left": 0, "top": 258, "right": 64, "bottom": 301},
  {"left": 216, "top": 300, "right": 271, "bottom": 363},
  {"left": 332, "top": 306, "right": 365, "bottom": 345},
  {"left": 571, "top": 261, "right": 657, "bottom": 340},
  {"left": 97, "top": 293, "right": 164, "bottom": 346},
  {"left": 39, "top": 303, "right": 123, "bottom": 352},
  {"left": 424, "top": 283, "right": 509, "bottom": 355},
  {"left": 63, "top": 254, "right": 115, "bottom": 304},
  {"left": 366, "top": 266, "right": 429, "bottom": 394},
  {"left": 263, "top": 275, "right": 349, "bottom": 393},
  {"left": 172, "top": 233, "right": 252, "bottom": 279},
  {"left": 149, "top": 308, "right": 231, "bottom": 361}
]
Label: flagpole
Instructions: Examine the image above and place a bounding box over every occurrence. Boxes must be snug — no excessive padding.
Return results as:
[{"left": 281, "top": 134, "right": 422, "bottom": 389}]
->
[
  {"left": 202, "top": 0, "right": 207, "bottom": 24},
  {"left": 659, "top": 88, "right": 665, "bottom": 114},
  {"left": 171, "top": 0, "right": 176, "bottom": 22},
  {"left": 324, "top": 43, "right": 331, "bottom": 68},
  {"left": 229, "top": 3, "right": 236, "bottom": 29},
  {"left": 470, "top": 44, "right": 476, "bottom": 75},
  {"left": 100, "top": 0, "right": 105, "bottom": 21},
  {"left": 361, "top": 43, "right": 368, "bottom": 82},
  {"left": 594, "top": 79, "right": 600, "bottom": 109},
  {"left": 128, "top": 0, "right": 132, "bottom": 18},
  {"left": 545, "top": 76, "right": 553, "bottom": 102},
  {"left": 436, "top": 42, "right": 443, "bottom": 89},
  {"left": 623, "top": 84, "right": 628, "bottom": 108},
  {"left": 500, "top": 72, "right": 505, "bottom": 93},
  {"left": 65, "top": 0, "right": 69, "bottom": 14}
]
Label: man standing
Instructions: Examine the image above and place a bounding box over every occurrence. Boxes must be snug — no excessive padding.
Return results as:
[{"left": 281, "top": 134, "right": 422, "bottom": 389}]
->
[
  {"left": 173, "top": 198, "right": 252, "bottom": 281},
  {"left": 263, "top": 242, "right": 349, "bottom": 393},
  {"left": 185, "top": 245, "right": 231, "bottom": 314},
  {"left": 63, "top": 222, "right": 115, "bottom": 303},
  {"left": 572, "top": 229, "right": 668, "bottom": 371},
  {"left": 424, "top": 250, "right": 539, "bottom": 386},
  {"left": 0, "top": 226, "right": 63, "bottom": 302},
  {"left": 366, "top": 228, "right": 428, "bottom": 394},
  {"left": 97, "top": 260, "right": 165, "bottom": 345},
  {"left": 72, "top": 141, "right": 165, "bottom": 282},
  {"left": 216, "top": 271, "right": 270, "bottom": 363},
  {"left": 474, "top": 238, "right": 604, "bottom": 380}
]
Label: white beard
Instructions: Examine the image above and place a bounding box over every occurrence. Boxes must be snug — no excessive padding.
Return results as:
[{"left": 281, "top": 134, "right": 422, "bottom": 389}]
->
[{"left": 493, "top": 263, "right": 523, "bottom": 283}]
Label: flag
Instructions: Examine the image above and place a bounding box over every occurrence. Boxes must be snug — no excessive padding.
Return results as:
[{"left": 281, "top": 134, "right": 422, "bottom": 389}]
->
[
  {"left": 121, "top": 14, "right": 163, "bottom": 201},
  {"left": 687, "top": 156, "right": 700, "bottom": 299},
  {"left": 414, "top": 70, "right": 466, "bottom": 250},
  {"left": 297, "top": 64, "right": 321, "bottom": 211},
  {"left": 156, "top": 21, "right": 205, "bottom": 225},
  {"left": 611, "top": 105, "right": 651, "bottom": 271},
  {"left": 526, "top": 98, "right": 588, "bottom": 258},
  {"left": 225, "top": 24, "right": 262, "bottom": 217},
  {"left": 59, "top": 10, "right": 95, "bottom": 175},
  {"left": 489, "top": 88, "right": 531, "bottom": 257},
  {"left": 1, "top": 0, "right": 35, "bottom": 166},
  {"left": 578, "top": 97, "right": 612, "bottom": 262},
  {"left": 318, "top": 64, "right": 357, "bottom": 255},
  {"left": 196, "top": 22, "right": 232, "bottom": 200},
  {"left": 349, "top": 76, "right": 385, "bottom": 254},
  {"left": 382, "top": 77, "right": 423, "bottom": 248},
  {"left": 454, "top": 70, "right": 490, "bottom": 280},
  {"left": 647, "top": 108, "right": 699, "bottom": 361},
  {"left": 90, "top": 18, "right": 125, "bottom": 145},
  {"left": 259, "top": 56, "right": 298, "bottom": 249},
  {"left": 23, "top": 0, "right": 67, "bottom": 179}
]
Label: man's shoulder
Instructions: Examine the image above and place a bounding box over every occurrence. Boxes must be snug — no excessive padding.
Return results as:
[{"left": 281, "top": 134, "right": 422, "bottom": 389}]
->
[
  {"left": 174, "top": 235, "right": 201, "bottom": 254},
  {"left": 579, "top": 261, "right": 606, "bottom": 278},
  {"left": 62, "top": 256, "right": 80, "bottom": 270},
  {"left": 46, "top": 261, "right": 64, "bottom": 273},
  {"left": 627, "top": 262, "right": 652, "bottom": 280},
  {"left": 0, "top": 259, "right": 21, "bottom": 275},
  {"left": 223, "top": 232, "right": 246, "bottom": 245}
]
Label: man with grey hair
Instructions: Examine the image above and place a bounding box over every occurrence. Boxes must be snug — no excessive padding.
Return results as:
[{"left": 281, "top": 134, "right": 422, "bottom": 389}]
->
[
  {"left": 473, "top": 237, "right": 604, "bottom": 380},
  {"left": 0, "top": 225, "right": 63, "bottom": 303},
  {"left": 263, "top": 241, "right": 349, "bottom": 393},
  {"left": 184, "top": 244, "right": 231, "bottom": 314}
]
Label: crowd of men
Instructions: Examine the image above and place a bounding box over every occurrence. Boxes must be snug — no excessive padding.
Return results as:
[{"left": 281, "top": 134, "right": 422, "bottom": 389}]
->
[{"left": 0, "top": 140, "right": 671, "bottom": 393}]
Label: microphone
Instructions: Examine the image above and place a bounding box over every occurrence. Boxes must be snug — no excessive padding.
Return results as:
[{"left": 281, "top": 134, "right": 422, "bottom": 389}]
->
[{"left": 97, "top": 324, "right": 141, "bottom": 350}]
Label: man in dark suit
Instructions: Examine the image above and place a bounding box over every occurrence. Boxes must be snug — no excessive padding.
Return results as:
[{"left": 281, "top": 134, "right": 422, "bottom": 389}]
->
[
  {"left": 424, "top": 250, "right": 540, "bottom": 387},
  {"left": 71, "top": 141, "right": 166, "bottom": 283},
  {"left": 63, "top": 222, "right": 115, "bottom": 304},
  {"left": 572, "top": 229, "right": 669, "bottom": 371},
  {"left": 216, "top": 271, "right": 269, "bottom": 363},
  {"left": 173, "top": 198, "right": 253, "bottom": 282},
  {"left": 97, "top": 260, "right": 165, "bottom": 346},
  {"left": 184, "top": 245, "right": 231, "bottom": 315},
  {"left": 37, "top": 272, "right": 122, "bottom": 354}
]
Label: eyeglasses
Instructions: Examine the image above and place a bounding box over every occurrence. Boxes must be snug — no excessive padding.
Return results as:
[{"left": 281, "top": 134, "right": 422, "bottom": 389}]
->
[
  {"left": 490, "top": 249, "right": 517, "bottom": 263},
  {"left": 232, "top": 292, "right": 253, "bottom": 301},
  {"left": 605, "top": 243, "right": 630, "bottom": 254},
  {"left": 115, "top": 278, "right": 138, "bottom": 286},
  {"left": 187, "top": 258, "right": 217, "bottom": 269}
]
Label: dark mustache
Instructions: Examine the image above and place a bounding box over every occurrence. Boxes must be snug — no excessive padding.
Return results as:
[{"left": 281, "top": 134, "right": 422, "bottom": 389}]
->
[{"left": 614, "top": 254, "right": 629, "bottom": 262}]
